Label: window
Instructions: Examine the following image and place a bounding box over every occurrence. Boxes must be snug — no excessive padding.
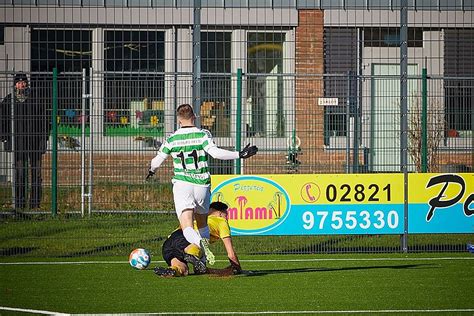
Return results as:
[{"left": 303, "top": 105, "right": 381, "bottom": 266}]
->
[
  {"left": 445, "top": 81, "right": 472, "bottom": 136},
  {"left": 444, "top": 29, "right": 474, "bottom": 137},
  {"left": 247, "top": 32, "right": 285, "bottom": 138},
  {"left": 31, "top": 30, "right": 92, "bottom": 136},
  {"left": 201, "top": 31, "right": 231, "bottom": 137},
  {"left": 364, "top": 28, "right": 423, "bottom": 47},
  {"left": 105, "top": 30, "right": 164, "bottom": 72},
  {"left": 104, "top": 30, "right": 165, "bottom": 136},
  {"left": 104, "top": 73, "right": 165, "bottom": 136},
  {"left": 31, "top": 29, "right": 92, "bottom": 72},
  {"left": 323, "top": 28, "right": 358, "bottom": 145},
  {"left": 325, "top": 106, "right": 347, "bottom": 137},
  {"left": 0, "top": 26, "right": 4, "bottom": 45}
]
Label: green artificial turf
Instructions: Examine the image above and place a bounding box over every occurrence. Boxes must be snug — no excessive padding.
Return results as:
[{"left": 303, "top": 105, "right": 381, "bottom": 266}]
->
[
  {"left": 0, "top": 254, "right": 473, "bottom": 314},
  {"left": 1, "top": 216, "right": 473, "bottom": 314},
  {"left": 1, "top": 215, "right": 472, "bottom": 258}
]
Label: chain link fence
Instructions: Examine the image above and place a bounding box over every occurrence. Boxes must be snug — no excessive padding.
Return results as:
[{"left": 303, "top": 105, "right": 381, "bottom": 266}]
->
[{"left": 0, "top": 1, "right": 472, "bottom": 256}]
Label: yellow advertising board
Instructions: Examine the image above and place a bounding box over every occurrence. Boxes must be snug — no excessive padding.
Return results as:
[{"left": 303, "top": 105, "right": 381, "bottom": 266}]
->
[{"left": 210, "top": 173, "right": 473, "bottom": 235}]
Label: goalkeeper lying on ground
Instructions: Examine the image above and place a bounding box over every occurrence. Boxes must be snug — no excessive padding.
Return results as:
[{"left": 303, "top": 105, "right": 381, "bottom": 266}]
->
[{"left": 154, "top": 201, "right": 242, "bottom": 277}]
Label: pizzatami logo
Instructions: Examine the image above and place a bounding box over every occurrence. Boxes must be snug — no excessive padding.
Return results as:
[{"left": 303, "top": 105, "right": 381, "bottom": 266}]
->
[
  {"left": 426, "top": 174, "right": 474, "bottom": 222},
  {"left": 211, "top": 176, "right": 291, "bottom": 235}
]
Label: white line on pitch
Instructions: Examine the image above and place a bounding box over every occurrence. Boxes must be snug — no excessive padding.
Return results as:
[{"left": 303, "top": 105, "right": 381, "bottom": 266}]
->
[
  {"left": 72, "top": 309, "right": 474, "bottom": 315},
  {"left": 0, "top": 306, "right": 69, "bottom": 315},
  {"left": 0, "top": 256, "right": 473, "bottom": 265},
  {"left": 122, "top": 309, "right": 474, "bottom": 315},
  {"left": 0, "top": 261, "right": 130, "bottom": 265},
  {"left": 241, "top": 257, "right": 474, "bottom": 262},
  {"left": 2, "top": 307, "right": 474, "bottom": 315}
]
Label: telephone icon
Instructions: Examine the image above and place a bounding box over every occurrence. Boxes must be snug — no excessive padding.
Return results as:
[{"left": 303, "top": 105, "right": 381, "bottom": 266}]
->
[
  {"left": 306, "top": 184, "right": 316, "bottom": 201},
  {"left": 301, "top": 182, "right": 320, "bottom": 203}
]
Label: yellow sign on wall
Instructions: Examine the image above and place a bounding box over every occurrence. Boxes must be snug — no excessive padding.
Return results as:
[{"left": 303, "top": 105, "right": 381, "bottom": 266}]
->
[
  {"left": 211, "top": 174, "right": 405, "bottom": 235},
  {"left": 211, "top": 173, "right": 473, "bottom": 235}
]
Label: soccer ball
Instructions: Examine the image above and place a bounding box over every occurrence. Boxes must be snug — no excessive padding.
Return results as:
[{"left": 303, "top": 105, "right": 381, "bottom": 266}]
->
[{"left": 129, "top": 248, "right": 151, "bottom": 270}]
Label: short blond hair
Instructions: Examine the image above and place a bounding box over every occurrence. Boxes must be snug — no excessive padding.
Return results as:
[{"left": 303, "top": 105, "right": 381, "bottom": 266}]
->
[{"left": 176, "top": 104, "right": 195, "bottom": 120}]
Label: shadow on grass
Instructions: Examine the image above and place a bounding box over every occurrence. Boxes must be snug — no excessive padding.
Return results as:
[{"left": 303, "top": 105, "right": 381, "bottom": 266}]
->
[
  {"left": 0, "top": 247, "right": 38, "bottom": 256},
  {"left": 241, "top": 263, "right": 434, "bottom": 277},
  {"left": 60, "top": 236, "right": 166, "bottom": 257}
]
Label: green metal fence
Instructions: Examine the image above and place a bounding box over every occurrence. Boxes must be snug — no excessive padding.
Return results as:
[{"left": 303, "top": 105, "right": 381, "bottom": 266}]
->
[
  {"left": 0, "top": 1, "right": 473, "bottom": 257},
  {"left": 0, "top": 70, "right": 472, "bottom": 257}
]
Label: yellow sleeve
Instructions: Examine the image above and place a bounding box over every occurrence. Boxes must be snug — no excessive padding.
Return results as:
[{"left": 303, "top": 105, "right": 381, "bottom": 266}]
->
[
  {"left": 208, "top": 216, "right": 231, "bottom": 243},
  {"left": 216, "top": 217, "right": 231, "bottom": 239}
]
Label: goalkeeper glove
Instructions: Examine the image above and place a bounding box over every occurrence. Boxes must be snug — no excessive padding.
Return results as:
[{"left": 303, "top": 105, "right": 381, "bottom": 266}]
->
[
  {"left": 239, "top": 143, "right": 258, "bottom": 159},
  {"left": 229, "top": 259, "right": 242, "bottom": 275},
  {"left": 146, "top": 169, "right": 155, "bottom": 180}
]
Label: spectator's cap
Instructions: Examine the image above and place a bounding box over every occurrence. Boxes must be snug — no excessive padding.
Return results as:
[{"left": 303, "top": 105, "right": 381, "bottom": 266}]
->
[
  {"left": 210, "top": 201, "right": 229, "bottom": 213},
  {"left": 14, "top": 73, "right": 28, "bottom": 85}
]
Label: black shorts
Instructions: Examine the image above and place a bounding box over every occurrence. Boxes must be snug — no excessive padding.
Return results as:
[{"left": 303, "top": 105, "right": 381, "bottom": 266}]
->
[{"left": 162, "top": 229, "right": 191, "bottom": 266}]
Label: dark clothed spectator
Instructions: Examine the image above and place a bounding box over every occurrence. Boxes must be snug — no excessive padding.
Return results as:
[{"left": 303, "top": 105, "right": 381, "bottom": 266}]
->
[{"left": 0, "top": 73, "right": 51, "bottom": 210}]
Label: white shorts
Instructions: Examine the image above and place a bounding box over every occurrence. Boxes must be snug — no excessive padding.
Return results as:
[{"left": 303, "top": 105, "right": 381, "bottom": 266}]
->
[{"left": 172, "top": 180, "right": 211, "bottom": 218}]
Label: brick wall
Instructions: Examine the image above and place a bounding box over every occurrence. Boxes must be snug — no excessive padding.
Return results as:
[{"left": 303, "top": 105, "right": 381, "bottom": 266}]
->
[{"left": 295, "top": 10, "right": 332, "bottom": 173}]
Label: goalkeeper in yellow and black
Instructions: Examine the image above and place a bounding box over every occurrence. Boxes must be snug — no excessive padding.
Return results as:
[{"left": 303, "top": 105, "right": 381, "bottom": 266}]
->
[{"left": 154, "top": 201, "right": 242, "bottom": 277}]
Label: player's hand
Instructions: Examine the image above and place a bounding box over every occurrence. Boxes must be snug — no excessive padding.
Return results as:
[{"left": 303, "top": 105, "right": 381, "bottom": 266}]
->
[
  {"left": 229, "top": 259, "right": 242, "bottom": 275},
  {"left": 239, "top": 143, "right": 258, "bottom": 159},
  {"left": 146, "top": 169, "right": 155, "bottom": 180}
]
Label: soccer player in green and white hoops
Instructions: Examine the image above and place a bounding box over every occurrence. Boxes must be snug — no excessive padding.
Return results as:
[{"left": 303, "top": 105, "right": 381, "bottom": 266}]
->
[{"left": 147, "top": 104, "right": 257, "bottom": 266}]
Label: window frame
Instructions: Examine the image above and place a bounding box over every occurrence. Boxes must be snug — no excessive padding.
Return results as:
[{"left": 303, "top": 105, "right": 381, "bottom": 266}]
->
[
  {"left": 243, "top": 30, "right": 295, "bottom": 147},
  {"left": 30, "top": 28, "right": 93, "bottom": 136},
  {"left": 200, "top": 31, "right": 232, "bottom": 137},
  {"left": 103, "top": 28, "right": 167, "bottom": 136}
]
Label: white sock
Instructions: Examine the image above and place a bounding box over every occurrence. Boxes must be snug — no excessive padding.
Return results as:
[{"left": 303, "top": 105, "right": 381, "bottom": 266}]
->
[
  {"left": 198, "top": 226, "right": 210, "bottom": 239},
  {"left": 183, "top": 227, "right": 202, "bottom": 246}
]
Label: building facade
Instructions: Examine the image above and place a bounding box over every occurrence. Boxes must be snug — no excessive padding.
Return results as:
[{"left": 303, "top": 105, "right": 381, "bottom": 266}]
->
[{"left": 1, "top": 1, "right": 472, "bottom": 175}]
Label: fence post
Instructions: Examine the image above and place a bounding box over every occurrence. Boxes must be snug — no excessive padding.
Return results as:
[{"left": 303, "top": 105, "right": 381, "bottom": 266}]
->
[
  {"left": 345, "top": 71, "right": 351, "bottom": 174},
  {"left": 10, "top": 71, "right": 16, "bottom": 209},
  {"left": 421, "top": 65, "right": 428, "bottom": 172},
  {"left": 81, "top": 68, "right": 86, "bottom": 217},
  {"left": 235, "top": 68, "right": 243, "bottom": 175},
  {"left": 88, "top": 67, "right": 94, "bottom": 216},
  {"left": 350, "top": 71, "right": 360, "bottom": 173},
  {"left": 400, "top": 0, "right": 409, "bottom": 253},
  {"left": 51, "top": 68, "right": 58, "bottom": 217},
  {"left": 192, "top": 0, "right": 201, "bottom": 128}
]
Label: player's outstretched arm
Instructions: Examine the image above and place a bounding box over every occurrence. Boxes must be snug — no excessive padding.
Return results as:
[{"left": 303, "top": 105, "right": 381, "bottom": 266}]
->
[
  {"left": 207, "top": 146, "right": 239, "bottom": 160},
  {"left": 203, "top": 129, "right": 257, "bottom": 160},
  {"left": 222, "top": 237, "right": 242, "bottom": 274},
  {"left": 206, "top": 144, "right": 258, "bottom": 161}
]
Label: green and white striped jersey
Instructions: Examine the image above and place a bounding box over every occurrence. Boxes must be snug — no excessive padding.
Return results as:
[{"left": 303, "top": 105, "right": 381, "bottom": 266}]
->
[{"left": 160, "top": 127, "right": 215, "bottom": 186}]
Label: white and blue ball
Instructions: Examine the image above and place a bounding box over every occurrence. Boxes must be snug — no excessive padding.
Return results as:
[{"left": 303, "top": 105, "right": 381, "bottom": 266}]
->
[{"left": 129, "top": 248, "right": 151, "bottom": 270}]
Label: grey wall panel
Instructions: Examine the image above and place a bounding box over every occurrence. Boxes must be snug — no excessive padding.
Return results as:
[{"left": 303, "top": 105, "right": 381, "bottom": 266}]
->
[
  {"left": 3, "top": 8, "right": 298, "bottom": 26},
  {"left": 324, "top": 10, "right": 473, "bottom": 27}
]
